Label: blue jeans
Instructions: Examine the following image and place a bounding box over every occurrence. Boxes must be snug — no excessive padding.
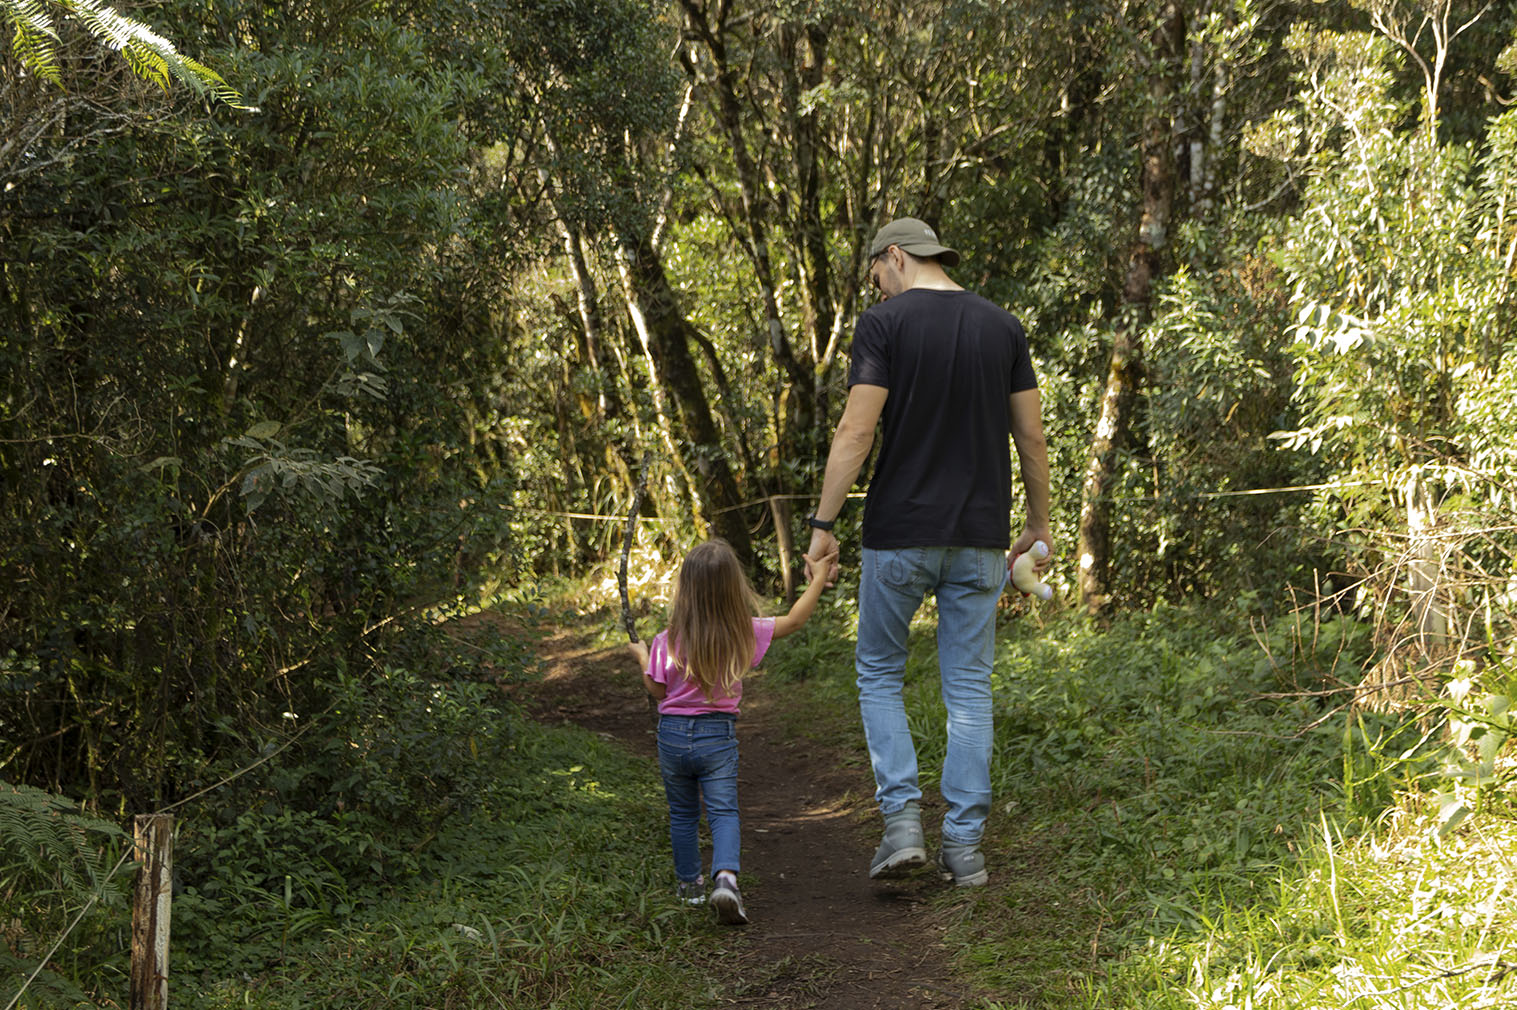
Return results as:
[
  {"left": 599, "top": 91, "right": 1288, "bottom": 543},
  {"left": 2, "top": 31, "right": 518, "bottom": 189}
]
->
[
  {"left": 856, "top": 546, "right": 1001, "bottom": 845},
  {"left": 656, "top": 713, "right": 740, "bottom": 882}
]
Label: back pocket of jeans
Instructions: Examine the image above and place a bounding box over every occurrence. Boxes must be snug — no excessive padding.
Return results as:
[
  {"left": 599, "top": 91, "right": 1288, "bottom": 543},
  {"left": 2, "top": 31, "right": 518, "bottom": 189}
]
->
[{"left": 879, "top": 547, "right": 927, "bottom": 590}]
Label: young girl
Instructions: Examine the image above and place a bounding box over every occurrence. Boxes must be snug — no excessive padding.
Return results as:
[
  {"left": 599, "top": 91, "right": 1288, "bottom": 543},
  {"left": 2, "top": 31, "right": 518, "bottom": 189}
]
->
[{"left": 629, "top": 538, "right": 827, "bottom": 925}]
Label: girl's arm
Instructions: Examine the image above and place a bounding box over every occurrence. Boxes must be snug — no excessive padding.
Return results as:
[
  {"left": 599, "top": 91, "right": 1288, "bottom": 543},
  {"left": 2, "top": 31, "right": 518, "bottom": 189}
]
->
[
  {"left": 628, "top": 640, "right": 667, "bottom": 699},
  {"left": 772, "top": 564, "right": 827, "bottom": 639}
]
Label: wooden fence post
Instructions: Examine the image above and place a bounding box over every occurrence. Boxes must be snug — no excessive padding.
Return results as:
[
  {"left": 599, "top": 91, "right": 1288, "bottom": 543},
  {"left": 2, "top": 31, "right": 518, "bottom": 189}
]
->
[{"left": 130, "top": 813, "right": 173, "bottom": 1010}]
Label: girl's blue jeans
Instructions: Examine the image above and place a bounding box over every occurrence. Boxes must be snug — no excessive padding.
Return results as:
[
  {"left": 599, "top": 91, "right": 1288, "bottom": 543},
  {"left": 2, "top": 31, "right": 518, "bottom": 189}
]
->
[
  {"left": 856, "top": 545, "right": 1001, "bottom": 845},
  {"left": 656, "top": 712, "right": 740, "bottom": 882}
]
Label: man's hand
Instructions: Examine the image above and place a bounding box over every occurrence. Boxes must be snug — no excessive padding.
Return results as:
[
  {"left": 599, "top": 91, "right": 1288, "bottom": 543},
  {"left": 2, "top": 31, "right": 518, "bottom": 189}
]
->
[
  {"left": 806, "top": 528, "right": 840, "bottom": 585},
  {"left": 1009, "top": 526, "right": 1054, "bottom": 576}
]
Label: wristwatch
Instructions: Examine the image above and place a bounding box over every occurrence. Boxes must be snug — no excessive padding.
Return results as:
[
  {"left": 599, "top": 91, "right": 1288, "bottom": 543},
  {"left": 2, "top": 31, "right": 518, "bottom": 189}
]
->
[{"left": 805, "top": 515, "right": 835, "bottom": 531}]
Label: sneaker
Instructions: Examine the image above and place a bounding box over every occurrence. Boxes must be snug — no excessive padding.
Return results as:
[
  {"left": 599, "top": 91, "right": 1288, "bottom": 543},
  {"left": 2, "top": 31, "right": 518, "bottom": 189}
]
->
[
  {"left": 676, "top": 876, "right": 706, "bottom": 906},
  {"left": 937, "top": 843, "right": 989, "bottom": 887},
  {"left": 710, "top": 874, "right": 749, "bottom": 925},
  {"left": 869, "top": 801, "right": 928, "bottom": 879}
]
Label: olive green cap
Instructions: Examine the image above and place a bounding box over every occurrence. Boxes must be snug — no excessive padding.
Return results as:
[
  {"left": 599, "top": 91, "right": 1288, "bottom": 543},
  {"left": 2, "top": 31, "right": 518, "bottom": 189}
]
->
[{"left": 867, "top": 217, "right": 960, "bottom": 267}]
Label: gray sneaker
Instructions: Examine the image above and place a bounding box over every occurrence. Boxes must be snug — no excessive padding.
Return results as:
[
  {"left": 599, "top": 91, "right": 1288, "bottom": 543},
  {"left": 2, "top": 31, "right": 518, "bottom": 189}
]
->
[
  {"left": 937, "top": 842, "right": 989, "bottom": 887},
  {"left": 869, "top": 801, "right": 928, "bottom": 878},
  {"left": 710, "top": 875, "right": 749, "bottom": 925},
  {"left": 675, "top": 876, "right": 706, "bottom": 906}
]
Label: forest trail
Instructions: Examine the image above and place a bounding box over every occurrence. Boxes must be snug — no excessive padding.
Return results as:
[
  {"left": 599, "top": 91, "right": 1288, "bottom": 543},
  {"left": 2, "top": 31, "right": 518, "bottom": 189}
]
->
[{"left": 523, "top": 622, "right": 985, "bottom": 1009}]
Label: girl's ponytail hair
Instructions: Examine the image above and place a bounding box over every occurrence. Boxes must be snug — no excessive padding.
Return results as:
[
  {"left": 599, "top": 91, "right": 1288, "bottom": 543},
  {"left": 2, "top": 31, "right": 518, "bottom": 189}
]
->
[{"left": 666, "top": 539, "right": 762, "bottom": 700}]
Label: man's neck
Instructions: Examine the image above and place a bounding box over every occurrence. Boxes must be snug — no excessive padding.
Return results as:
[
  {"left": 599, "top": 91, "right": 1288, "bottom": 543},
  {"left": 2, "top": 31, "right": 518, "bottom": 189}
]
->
[{"left": 907, "top": 260, "right": 962, "bottom": 292}]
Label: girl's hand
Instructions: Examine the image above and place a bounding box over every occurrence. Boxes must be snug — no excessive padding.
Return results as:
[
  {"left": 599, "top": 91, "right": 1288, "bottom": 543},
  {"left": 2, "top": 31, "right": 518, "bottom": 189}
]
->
[
  {"left": 628, "top": 640, "right": 650, "bottom": 671},
  {"left": 803, "top": 552, "right": 836, "bottom": 588}
]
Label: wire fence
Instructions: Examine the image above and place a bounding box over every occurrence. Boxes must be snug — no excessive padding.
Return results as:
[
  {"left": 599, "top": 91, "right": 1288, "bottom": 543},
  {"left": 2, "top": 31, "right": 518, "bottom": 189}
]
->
[{"left": 511, "top": 478, "right": 1388, "bottom": 526}]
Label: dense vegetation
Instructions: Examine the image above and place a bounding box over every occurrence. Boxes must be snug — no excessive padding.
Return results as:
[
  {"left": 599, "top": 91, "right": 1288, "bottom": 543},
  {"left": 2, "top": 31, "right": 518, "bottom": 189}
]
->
[{"left": 2, "top": 0, "right": 1516, "bottom": 1006}]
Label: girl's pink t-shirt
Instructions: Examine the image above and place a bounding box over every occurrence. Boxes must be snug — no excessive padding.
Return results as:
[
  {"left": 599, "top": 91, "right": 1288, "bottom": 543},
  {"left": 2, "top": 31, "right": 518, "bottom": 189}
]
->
[{"left": 647, "top": 617, "right": 776, "bottom": 716}]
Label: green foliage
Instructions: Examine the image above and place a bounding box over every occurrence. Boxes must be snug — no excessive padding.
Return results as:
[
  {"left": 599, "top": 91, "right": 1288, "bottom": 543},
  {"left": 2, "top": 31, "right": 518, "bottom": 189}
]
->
[
  {"left": 0, "top": 0, "right": 526, "bottom": 812},
  {"left": 172, "top": 661, "right": 521, "bottom": 976},
  {"left": 1122, "top": 248, "right": 1314, "bottom": 602},
  {"left": 1254, "top": 605, "right": 1375, "bottom": 693},
  {"left": 1264, "top": 25, "right": 1517, "bottom": 506},
  {"left": 984, "top": 608, "right": 1396, "bottom": 860},
  {"left": 1426, "top": 657, "right": 1517, "bottom": 836},
  {"left": 302, "top": 666, "right": 518, "bottom": 826},
  {"left": 1251, "top": 21, "right": 1517, "bottom": 712},
  {"left": 0, "top": 783, "right": 133, "bottom": 1008}
]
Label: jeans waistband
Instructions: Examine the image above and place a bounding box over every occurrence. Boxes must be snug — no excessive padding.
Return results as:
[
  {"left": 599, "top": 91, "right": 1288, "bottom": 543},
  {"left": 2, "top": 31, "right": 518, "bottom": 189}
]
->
[{"left": 657, "top": 712, "right": 737, "bottom": 730}]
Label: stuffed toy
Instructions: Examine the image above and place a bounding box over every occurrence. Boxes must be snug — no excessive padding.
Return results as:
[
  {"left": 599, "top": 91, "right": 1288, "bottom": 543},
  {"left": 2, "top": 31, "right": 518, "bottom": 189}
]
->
[{"left": 1007, "top": 540, "right": 1053, "bottom": 601}]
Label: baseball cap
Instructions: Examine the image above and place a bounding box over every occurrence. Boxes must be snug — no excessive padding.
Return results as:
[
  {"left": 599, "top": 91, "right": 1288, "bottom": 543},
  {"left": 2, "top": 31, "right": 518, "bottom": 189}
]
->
[{"left": 867, "top": 217, "right": 960, "bottom": 267}]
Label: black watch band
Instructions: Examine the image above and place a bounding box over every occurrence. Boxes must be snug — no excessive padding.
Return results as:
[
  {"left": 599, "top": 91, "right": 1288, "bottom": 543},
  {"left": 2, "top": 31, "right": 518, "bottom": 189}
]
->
[{"left": 806, "top": 515, "right": 835, "bottom": 531}]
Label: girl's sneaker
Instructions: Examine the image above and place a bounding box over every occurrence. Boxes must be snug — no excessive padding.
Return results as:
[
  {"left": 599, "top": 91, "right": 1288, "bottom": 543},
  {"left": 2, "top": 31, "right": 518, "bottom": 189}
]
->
[
  {"left": 710, "top": 875, "right": 749, "bottom": 925},
  {"left": 676, "top": 876, "right": 706, "bottom": 906}
]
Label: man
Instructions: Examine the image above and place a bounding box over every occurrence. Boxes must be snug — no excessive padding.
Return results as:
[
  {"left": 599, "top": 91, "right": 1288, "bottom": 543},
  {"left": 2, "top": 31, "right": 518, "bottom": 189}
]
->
[{"left": 805, "top": 217, "right": 1051, "bottom": 887}]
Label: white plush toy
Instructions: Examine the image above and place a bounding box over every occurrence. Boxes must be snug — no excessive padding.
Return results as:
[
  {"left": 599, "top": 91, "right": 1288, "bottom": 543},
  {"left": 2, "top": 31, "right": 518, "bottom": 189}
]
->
[{"left": 1007, "top": 540, "right": 1053, "bottom": 601}]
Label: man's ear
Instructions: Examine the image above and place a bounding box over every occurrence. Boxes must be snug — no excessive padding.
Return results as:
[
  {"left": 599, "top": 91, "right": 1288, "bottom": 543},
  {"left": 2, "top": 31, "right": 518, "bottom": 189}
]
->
[{"left": 889, "top": 244, "right": 912, "bottom": 279}]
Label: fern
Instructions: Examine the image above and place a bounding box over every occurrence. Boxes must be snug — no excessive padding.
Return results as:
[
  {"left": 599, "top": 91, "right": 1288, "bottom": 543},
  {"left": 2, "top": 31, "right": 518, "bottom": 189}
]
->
[
  {"left": 2, "top": 0, "right": 62, "bottom": 83},
  {"left": 0, "top": 947, "right": 90, "bottom": 1008},
  {"left": 0, "top": 781, "right": 130, "bottom": 915},
  {"left": 0, "top": 0, "right": 252, "bottom": 108},
  {"left": 0, "top": 783, "right": 131, "bottom": 1010}
]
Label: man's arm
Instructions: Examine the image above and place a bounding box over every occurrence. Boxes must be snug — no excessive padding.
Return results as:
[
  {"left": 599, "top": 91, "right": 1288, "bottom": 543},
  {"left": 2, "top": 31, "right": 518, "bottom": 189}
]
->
[
  {"left": 807, "top": 383, "right": 888, "bottom": 577},
  {"left": 1009, "top": 387, "right": 1052, "bottom": 569}
]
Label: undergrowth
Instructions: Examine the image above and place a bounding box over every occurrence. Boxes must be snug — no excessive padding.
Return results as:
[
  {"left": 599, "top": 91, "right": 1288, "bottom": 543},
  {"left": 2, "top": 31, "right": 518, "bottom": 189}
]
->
[
  {"left": 175, "top": 718, "right": 716, "bottom": 1009},
  {"left": 759, "top": 589, "right": 1516, "bottom": 1010},
  {"left": 772, "top": 595, "right": 1516, "bottom": 1010}
]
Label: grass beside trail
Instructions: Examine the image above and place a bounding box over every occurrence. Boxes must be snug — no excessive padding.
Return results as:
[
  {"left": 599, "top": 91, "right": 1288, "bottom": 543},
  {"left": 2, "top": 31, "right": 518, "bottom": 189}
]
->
[
  {"left": 169, "top": 687, "right": 722, "bottom": 1009},
  {"left": 174, "top": 721, "right": 718, "bottom": 1008},
  {"left": 761, "top": 598, "right": 1517, "bottom": 1010}
]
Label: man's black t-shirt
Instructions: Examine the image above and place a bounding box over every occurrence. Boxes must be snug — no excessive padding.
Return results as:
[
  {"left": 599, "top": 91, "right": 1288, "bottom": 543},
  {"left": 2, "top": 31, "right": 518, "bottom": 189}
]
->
[{"left": 847, "top": 288, "right": 1037, "bottom": 550}]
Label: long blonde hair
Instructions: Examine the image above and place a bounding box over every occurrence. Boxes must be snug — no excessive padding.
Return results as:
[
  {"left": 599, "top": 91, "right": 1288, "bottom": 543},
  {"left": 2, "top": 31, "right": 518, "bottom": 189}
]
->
[{"left": 666, "top": 539, "right": 763, "bottom": 699}]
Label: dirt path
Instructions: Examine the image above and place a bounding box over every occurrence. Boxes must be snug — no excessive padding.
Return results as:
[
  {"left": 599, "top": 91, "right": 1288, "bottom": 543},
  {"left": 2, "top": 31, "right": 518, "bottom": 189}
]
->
[{"left": 524, "top": 623, "right": 982, "bottom": 1009}]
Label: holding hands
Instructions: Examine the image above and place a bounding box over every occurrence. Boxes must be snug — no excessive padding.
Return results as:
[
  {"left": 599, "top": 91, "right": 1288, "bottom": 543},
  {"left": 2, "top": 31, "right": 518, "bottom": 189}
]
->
[{"left": 805, "top": 528, "right": 840, "bottom": 587}]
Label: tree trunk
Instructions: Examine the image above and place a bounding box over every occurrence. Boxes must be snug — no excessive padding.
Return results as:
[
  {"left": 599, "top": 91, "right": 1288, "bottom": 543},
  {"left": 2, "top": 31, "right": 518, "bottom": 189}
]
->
[
  {"left": 1077, "top": 3, "right": 1183, "bottom": 613},
  {"left": 615, "top": 224, "right": 754, "bottom": 562},
  {"left": 614, "top": 243, "right": 703, "bottom": 519},
  {"left": 782, "top": 22, "right": 833, "bottom": 472},
  {"left": 130, "top": 814, "right": 173, "bottom": 1010}
]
